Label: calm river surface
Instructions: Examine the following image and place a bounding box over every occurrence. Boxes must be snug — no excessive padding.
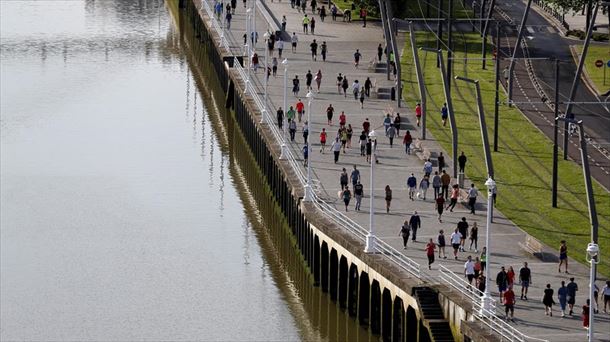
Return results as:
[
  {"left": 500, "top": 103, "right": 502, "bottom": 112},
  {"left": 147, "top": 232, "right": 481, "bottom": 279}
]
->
[{"left": 0, "top": 1, "right": 309, "bottom": 340}]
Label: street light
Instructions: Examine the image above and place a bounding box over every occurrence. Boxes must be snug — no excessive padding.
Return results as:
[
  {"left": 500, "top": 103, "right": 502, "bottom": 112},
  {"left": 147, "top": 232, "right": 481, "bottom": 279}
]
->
[
  {"left": 279, "top": 58, "right": 289, "bottom": 160},
  {"left": 245, "top": 8, "right": 252, "bottom": 93},
  {"left": 303, "top": 90, "right": 314, "bottom": 202},
  {"left": 481, "top": 177, "right": 496, "bottom": 314},
  {"left": 261, "top": 31, "right": 270, "bottom": 124},
  {"left": 364, "top": 130, "right": 378, "bottom": 253},
  {"left": 586, "top": 243, "right": 600, "bottom": 342}
]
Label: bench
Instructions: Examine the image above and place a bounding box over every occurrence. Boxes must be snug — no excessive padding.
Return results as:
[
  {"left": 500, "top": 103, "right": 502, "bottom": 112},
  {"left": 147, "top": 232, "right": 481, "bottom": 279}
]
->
[{"left": 518, "top": 235, "right": 545, "bottom": 258}]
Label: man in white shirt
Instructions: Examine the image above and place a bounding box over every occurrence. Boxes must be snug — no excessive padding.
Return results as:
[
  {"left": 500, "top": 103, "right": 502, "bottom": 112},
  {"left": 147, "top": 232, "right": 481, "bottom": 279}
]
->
[
  {"left": 450, "top": 228, "right": 462, "bottom": 260},
  {"left": 464, "top": 255, "right": 476, "bottom": 285},
  {"left": 291, "top": 32, "right": 299, "bottom": 53}
]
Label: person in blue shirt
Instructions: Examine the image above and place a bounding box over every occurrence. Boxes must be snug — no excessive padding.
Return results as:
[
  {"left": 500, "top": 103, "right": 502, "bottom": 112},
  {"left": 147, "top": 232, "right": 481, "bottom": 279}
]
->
[
  {"left": 407, "top": 173, "right": 417, "bottom": 200},
  {"left": 441, "top": 103, "right": 448, "bottom": 126},
  {"left": 302, "top": 144, "right": 309, "bottom": 167}
]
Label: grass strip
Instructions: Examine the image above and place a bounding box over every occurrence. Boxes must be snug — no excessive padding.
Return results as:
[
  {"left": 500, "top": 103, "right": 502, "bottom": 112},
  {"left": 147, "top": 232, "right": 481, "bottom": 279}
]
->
[
  {"left": 576, "top": 44, "right": 610, "bottom": 94},
  {"left": 401, "top": 31, "right": 610, "bottom": 277}
]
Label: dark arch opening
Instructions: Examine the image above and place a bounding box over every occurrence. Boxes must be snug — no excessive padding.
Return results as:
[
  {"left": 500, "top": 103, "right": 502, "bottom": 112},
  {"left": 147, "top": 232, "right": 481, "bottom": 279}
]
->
[
  {"left": 419, "top": 320, "right": 431, "bottom": 342},
  {"left": 358, "top": 272, "right": 370, "bottom": 327},
  {"left": 313, "top": 235, "right": 320, "bottom": 286},
  {"left": 339, "top": 256, "right": 349, "bottom": 309},
  {"left": 381, "top": 288, "right": 392, "bottom": 341},
  {"left": 329, "top": 249, "right": 339, "bottom": 300},
  {"left": 393, "top": 297, "right": 405, "bottom": 342},
  {"left": 370, "top": 280, "right": 381, "bottom": 334},
  {"left": 348, "top": 264, "right": 359, "bottom": 317},
  {"left": 406, "top": 305, "right": 417, "bottom": 342},
  {"left": 321, "top": 242, "right": 329, "bottom": 292}
]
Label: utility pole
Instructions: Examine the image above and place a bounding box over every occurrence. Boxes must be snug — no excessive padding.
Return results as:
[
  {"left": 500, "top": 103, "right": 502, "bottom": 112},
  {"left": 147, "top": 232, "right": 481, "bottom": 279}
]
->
[
  {"left": 552, "top": 58, "right": 559, "bottom": 208},
  {"left": 447, "top": 0, "right": 453, "bottom": 95},
  {"left": 493, "top": 21, "right": 500, "bottom": 152},
  {"left": 479, "top": 0, "right": 486, "bottom": 34},
  {"left": 410, "top": 22, "right": 427, "bottom": 140},
  {"left": 436, "top": 0, "right": 443, "bottom": 68},
  {"left": 564, "top": 1, "right": 600, "bottom": 160},
  {"left": 481, "top": 0, "right": 496, "bottom": 70},
  {"left": 508, "top": 0, "right": 533, "bottom": 107}
]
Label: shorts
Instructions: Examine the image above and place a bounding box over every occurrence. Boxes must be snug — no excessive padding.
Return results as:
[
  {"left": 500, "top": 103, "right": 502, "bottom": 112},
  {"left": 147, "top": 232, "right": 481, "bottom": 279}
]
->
[
  {"left": 559, "top": 253, "right": 567, "bottom": 260},
  {"left": 452, "top": 243, "right": 460, "bottom": 251},
  {"left": 467, "top": 274, "right": 475, "bottom": 283},
  {"left": 521, "top": 281, "right": 529, "bottom": 288},
  {"left": 498, "top": 284, "right": 507, "bottom": 293},
  {"left": 604, "top": 295, "right": 610, "bottom": 305},
  {"left": 567, "top": 296, "right": 575, "bottom": 305},
  {"left": 292, "top": 42, "right": 297, "bottom": 47},
  {"left": 505, "top": 304, "right": 514, "bottom": 314}
]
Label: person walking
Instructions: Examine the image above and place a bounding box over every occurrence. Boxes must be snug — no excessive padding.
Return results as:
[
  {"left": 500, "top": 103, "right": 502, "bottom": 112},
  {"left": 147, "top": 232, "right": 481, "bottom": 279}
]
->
[
  {"left": 292, "top": 76, "right": 301, "bottom": 96},
  {"left": 423, "top": 159, "right": 433, "bottom": 177},
  {"left": 558, "top": 240, "right": 568, "bottom": 273},
  {"left": 480, "top": 247, "right": 487, "bottom": 271},
  {"left": 314, "top": 70, "right": 322, "bottom": 92},
  {"left": 446, "top": 184, "right": 459, "bottom": 212},
  {"left": 543, "top": 284, "right": 555, "bottom": 316},
  {"left": 286, "top": 106, "right": 296, "bottom": 123},
  {"left": 419, "top": 175, "right": 429, "bottom": 200},
  {"left": 465, "top": 256, "right": 476, "bottom": 285},
  {"left": 383, "top": 114, "right": 392, "bottom": 133},
  {"left": 469, "top": 222, "right": 478, "bottom": 252},
  {"left": 251, "top": 52, "right": 260, "bottom": 72},
  {"left": 354, "top": 180, "right": 364, "bottom": 211},
  {"left": 339, "top": 168, "right": 348, "bottom": 190},
  {"left": 359, "top": 131, "right": 367, "bottom": 156},
  {"left": 352, "top": 80, "right": 360, "bottom": 100},
  {"left": 354, "top": 49, "right": 362, "bottom": 68},
  {"left": 336, "top": 73, "right": 343, "bottom": 93},
  {"left": 437, "top": 230, "right": 447, "bottom": 259},
  {"left": 310, "top": 17, "right": 316, "bottom": 35},
  {"left": 319, "top": 128, "right": 327, "bottom": 153},
  {"left": 407, "top": 173, "right": 417, "bottom": 200},
  {"left": 399, "top": 221, "right": 410, "bottom": 249},
  {"left": 296, "top": 99, "right": 304, "bottom": 122},
  {"left": 364, "top": 77, "right": 372, "bottom": 97},
  {"left": 225, "top": 11, "right": 233, "bottom": 29},
  {"left": 403, "top": 130, "right": 413, "bottom": 155},
  {"left": 441, "top": 103, "right": 448, "bottom": 126},
  {"left": 496, "top": 266, "right": 509, "bottom": 302},
  {"left": 519, "top": 262, "right": 531, "bottom": 300},
  {"left": 441, "top": 170, "right": 451, "bottom": 199},
  {"left": 507, "top": 266, "right": 516, "bottom": 287},
  {"left": 302, "top": 14, "right": 310, "bottom": 34},
  {"left": 291, "top": 32, "right": 298, "bottom": 53},
  {"left": 437, "top": 152, "right": 445, "bottom": 173},
  {"left": 272, "top": 57, "right": 278, "bottom": 77},
  {"left": 415, "top": 103, "right": 422, "bottom": 126},
  {"left": 305, "top": 70, "right": 313, "bottom": 91},
  {"left": 310, "top": 39, "right": 318, "bottom": 61},
  {"left": 319, "top": 6, "right": 327, "bottom": 21},
  {"left": 467, "top": 183, "right": 478, "bottom": 214},
  {"left": 359, "top": 7, "right": 368, "bottom": 27},
  {"left": 276, "top": 107, "right": 284, "bottom": 128},
  {"left": 365, "top": 138, "right": 372, "bottom": 163},
  {"left": 431, "top": 171, "right": 441, "bottom": 199},
  {"left": 504, "top": 286, "right": 516, "bottom": 322},
  {"left": 331, "top": 137, "right": 341, "bottom": 163},
  {"left": 386, "top": 124, "right": 396, "bottom": 147},
  {"left": 342, "top": 186, "right": 351, "bottom": 211},
  {"left": 349, "top": 165, "right": 360, "bottom": 188},
  {"left": 566, "top": 277, "right": 578, "bottom": 315},
  {"left": 557, "top": 280, "right": 568, "bottom": 317},
  {"left": 409, "top": 211, "right": 421, "bottom": 242},
  {"left": 321, "top": 41, "right": 327, "bottom": 61},
  {"left": 450, "top": 228, "right": 462, "bottom": 260},
  {"left": 302, "top": 121, "right": 309, "bottom": 144},
  {"left": 434, "top": 194, "right": 445, "bottom": 223},
  {"left": 340, "top": 127, "right": 348, "bottom": 153},
  {"left": 331, "top": 3, "right": 338, "bottom": 20},
  {"left": 326, "top": 104, "right": 334, "bottom": 125},
  {"left": 457, "top": 217, "right": 469, "bottom": 252},
  {"left": 281, "top": 15, "right": 287, "bottom": 31},
  {"left": 341, "top": 77, "right": 349, "bottom": 97},
  {"left": 288, "top": 119, "right": 297, "bottom": 141},
  {"left": 425, "top": 238, "right": 436, "bottom": 270},
  {"left": 385, "top": 185, "right": 392, "bottom": 213},
  {"left": 458, "top": 151, "right": 467, "bottom": 173},
  {"left": 601, "top": 280, "right": 610, "bottom": 313},
  {"left": 394, "top": 113, "right": 401, "bottom": 136},
  {"left": 359, "top": 87, "right": 365, "bottom": 108},
  {"left": 346, "top": 124, "right": 353, "bottom": 148},
  {"left": 277, "top": 38, "right": 284, "bottom": 58}
]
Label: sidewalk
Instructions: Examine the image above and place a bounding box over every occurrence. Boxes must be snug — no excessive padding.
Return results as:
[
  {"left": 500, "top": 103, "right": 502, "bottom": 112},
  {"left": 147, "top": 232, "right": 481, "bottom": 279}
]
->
[{"left": 207, "top": 0, "right": 610, "bottom": 340}]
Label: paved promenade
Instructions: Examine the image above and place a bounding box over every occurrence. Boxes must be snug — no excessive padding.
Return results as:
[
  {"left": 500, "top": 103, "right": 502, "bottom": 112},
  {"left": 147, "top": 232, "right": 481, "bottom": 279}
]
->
[{"left": 202, "top": 0, "right": 610, "bottom": 340}]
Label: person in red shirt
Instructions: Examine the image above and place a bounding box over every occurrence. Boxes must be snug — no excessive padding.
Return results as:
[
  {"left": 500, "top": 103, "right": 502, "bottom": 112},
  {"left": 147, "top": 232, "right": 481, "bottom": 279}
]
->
[
  {"left": 582, "top": 299, "right": 590, "bottom": 328},
  {"left": 415, "top": 103, "right": 422, "bottom": 127},
  {"left": 403, "top": 130, "right": 413, "bottom": 155},
  {"left": 319, "top": 128, "right": 327, "bottom": 153},
  {"left": 339, "top": 111, "right": 347, "bottom": 128},
  {"left": 362, "top": 117, "right": 370, "bottom": 133},
  {"left": 504, "top": 286, "right": 516, "bottom": 322},
  {"left": 296, "top": 99, "right": 305, "bottom": 123},
  {"left": 425, "top": 239, "right": 436, "bottom": 270}
]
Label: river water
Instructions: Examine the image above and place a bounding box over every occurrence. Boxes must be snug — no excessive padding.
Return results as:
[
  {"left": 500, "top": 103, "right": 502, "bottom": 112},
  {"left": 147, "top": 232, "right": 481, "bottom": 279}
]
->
[{"left": 1, "top": 1, "right": 374, "bottom": 340}]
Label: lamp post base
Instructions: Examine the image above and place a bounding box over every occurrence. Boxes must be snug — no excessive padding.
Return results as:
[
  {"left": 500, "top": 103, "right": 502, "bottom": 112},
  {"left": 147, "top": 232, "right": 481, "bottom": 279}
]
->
[
  {"left": 303, "top": 184, "right": 314, "bottom": 202},
  {"left": 480, "top": 291, "right": 493, "bottom": 316},
  {"left": 364, "top": 233, "right": 376, "bottom": 253},
  {"left": 279, "top": 143, "right": 288, "bottom": 160}
]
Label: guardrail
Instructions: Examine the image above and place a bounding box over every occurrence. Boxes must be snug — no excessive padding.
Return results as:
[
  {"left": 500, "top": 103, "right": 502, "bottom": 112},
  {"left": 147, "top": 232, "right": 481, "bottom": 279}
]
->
[
  {"left": 197, "top": 0, "right": 424, "bottom": 279},
  {"left": 439, "top": 265, "right": 548, "bottom": 342}
]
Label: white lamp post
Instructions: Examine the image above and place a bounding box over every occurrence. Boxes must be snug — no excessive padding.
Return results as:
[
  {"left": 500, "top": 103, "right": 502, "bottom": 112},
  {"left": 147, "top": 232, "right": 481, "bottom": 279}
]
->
[
  {"left": 253, "top": 0, "right": 257, "bottom": 50},
  {"left": 586, "top": 243, "right": 600, "bottom": 342},
  {"left": 260, "top": 31, "right": 270, "bottom": 124},
  {"left": 364, "top": 130, "right": 378, "bottom": 253},
  {"left": 279, "top": 58, "right": 289, "bottom": 160},
  {"left": 245, "top": 8, "right": 252, "bottom": 92},
  {"left": 303, "top": 90, "right": 314, "bottom": 202},
  {"left": 220, "top": 0, "right": 224, "bottom": 40},
  {"left": 480, "top": 177, "right": 496, "bottom": 314}
]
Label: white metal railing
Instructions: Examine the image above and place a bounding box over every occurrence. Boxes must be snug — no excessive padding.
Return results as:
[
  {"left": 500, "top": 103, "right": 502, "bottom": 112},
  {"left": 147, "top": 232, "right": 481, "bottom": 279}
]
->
[
  {"left": 439, "top": 265, "right": 548, "bottom": 342},
  {"left": 199, "top": 0, "right": 423, "bottom": 278}
]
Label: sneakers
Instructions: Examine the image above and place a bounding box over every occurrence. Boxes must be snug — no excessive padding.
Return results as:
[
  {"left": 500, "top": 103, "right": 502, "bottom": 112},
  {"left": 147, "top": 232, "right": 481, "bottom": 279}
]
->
[{"left": 520, "top": 295, "right": 523, "bottom": 300}]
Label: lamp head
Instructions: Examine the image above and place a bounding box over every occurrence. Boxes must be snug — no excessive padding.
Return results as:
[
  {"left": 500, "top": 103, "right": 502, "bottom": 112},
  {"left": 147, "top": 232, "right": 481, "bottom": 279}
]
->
[
  {"left": 263, "top": 32, "right": 270, "bottom": 39},
  {"left": 587, "top": 243, "right": 600, "bottom": 258},
  {"left": 484, "top": 177, "right": 496, "bottom": 190},
  {"left": 306, "top": 90, "right": 314, "bottom": 99},
  {"left": 368, "top": 130, "right": 377, "bottom": 140},
  {"left": 281, "top": 58, "right": 288, "bottom": 66}
]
